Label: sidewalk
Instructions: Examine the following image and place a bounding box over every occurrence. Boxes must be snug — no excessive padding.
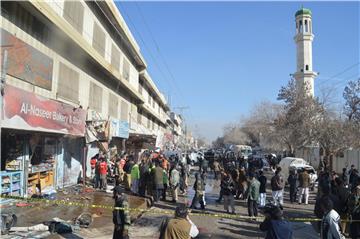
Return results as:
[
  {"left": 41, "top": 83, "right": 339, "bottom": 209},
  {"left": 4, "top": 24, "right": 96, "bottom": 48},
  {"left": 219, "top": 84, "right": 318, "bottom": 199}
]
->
[{"left": 1, "top": 184, "right": 148, "bottom": 239}]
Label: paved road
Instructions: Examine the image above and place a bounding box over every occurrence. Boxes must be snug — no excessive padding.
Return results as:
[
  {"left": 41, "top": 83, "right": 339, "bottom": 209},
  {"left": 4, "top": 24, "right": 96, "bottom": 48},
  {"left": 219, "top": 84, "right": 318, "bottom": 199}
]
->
[{"left": 130, "top": 166, "right": 319, "bottom": 239}]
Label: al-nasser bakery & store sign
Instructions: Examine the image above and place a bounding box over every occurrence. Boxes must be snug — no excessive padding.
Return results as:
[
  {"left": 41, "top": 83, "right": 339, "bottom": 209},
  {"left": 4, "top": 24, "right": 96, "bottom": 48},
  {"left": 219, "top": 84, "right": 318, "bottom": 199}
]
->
[{"left": 2, "top": 84, "right": 86, "bottom": 136}]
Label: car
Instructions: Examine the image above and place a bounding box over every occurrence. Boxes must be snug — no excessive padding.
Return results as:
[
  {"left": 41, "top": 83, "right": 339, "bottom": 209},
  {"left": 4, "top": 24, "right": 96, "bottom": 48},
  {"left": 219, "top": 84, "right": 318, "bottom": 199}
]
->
[{"left": 188, "top": 151, "right": 203, "bottom": 165}]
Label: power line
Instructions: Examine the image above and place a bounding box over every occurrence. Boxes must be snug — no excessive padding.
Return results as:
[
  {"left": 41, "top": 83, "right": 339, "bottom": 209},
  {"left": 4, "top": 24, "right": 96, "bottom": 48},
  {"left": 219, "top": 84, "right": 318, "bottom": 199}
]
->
[
  {"left": 133, "top": 2, "right": 197, "bottom": 124},
  {"left": 117, "top": 2, "right": 174, "bottom": 99},
  {"left": 316, "top": 62, "right": 360, "bottom": 87}
]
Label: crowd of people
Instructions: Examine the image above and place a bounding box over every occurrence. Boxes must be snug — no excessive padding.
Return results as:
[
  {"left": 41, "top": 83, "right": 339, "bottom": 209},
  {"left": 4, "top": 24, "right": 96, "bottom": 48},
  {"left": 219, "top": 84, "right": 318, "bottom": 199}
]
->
[
  {"left": 91, "top": 149, "right": 360, "bottom": 239},
  {"left": 90, "top": 149, "right": 190, "bottom": 204},
  {"left": 211, "top": 152, "right": 360, "bottom": 239}
]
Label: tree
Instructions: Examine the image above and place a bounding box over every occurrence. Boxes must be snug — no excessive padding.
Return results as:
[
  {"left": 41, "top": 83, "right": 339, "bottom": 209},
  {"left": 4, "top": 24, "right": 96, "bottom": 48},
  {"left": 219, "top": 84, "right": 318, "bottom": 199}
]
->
[
  {"left": 276, "top": 78, "right": 324, "bottom": 154},
  {"left": 240, "top": 101, "right": 284, "bottom": 151},
  {"left": 343, "top": 78, "right": 360, "bottom": 122},
  {"left": 212, "top": 136, "right": 225, "bottom": 148}
]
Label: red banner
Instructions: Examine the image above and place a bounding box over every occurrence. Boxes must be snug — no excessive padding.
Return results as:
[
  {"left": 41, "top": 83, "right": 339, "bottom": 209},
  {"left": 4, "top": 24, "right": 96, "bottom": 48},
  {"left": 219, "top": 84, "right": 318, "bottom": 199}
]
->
[{"left": 2, "top": 84, "right": 86, "bottom": 136}]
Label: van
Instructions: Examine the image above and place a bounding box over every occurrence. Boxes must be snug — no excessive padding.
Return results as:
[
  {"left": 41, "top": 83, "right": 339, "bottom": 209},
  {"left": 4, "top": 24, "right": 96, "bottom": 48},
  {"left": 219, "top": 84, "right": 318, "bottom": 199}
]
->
[{"left": 279, "top": 157, "right": 317, "bottom": 190}]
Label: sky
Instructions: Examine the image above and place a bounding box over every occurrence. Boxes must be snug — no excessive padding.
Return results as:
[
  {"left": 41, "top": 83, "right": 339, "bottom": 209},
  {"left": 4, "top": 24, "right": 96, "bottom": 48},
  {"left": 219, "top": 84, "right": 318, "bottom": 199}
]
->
[{"left": 116, "top": 1, "right": 359, "bottom": 142}]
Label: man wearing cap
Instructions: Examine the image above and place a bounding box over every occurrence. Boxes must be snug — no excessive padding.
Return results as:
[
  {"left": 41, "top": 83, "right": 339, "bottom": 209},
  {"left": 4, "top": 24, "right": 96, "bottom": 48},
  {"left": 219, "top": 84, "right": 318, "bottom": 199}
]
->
[
  {"left": 260, "top": 204, "right": 293, "bottom": 239},
  {"left": 160, "top": 205, "right": 199, "bottom": 239},
  {"left": 112, "top": 186, "right": 131, "bottom": 239}
]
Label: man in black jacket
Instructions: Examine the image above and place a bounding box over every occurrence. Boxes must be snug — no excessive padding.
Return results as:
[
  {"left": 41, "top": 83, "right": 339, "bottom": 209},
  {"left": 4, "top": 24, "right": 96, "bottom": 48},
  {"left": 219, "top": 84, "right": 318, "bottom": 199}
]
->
[
  {"left": 113, "top": 186, "right": 130, "bottom": 239},
  {"left": 258, "top": 170, "right": 267, "bottom": 208}
]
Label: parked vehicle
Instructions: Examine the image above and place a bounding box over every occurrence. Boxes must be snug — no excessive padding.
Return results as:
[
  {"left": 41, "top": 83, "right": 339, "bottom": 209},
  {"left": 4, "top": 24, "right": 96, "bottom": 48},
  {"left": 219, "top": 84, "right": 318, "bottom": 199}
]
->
[
  {"left": 233, "top": 145, "right": 252, "bottom": 159},
  {"left": 188, "top": 151, "right": 203, "bottom": 165},
  {"left": 290, "top": 164, "right": 318, "bottom": 190},
  {"left": 279, "top": 157, "right": 317, "bottom": 190}
]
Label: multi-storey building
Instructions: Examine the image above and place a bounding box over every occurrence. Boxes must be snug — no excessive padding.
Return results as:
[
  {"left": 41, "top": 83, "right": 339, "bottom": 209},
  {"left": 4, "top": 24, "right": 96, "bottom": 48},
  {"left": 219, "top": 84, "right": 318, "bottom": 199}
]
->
[{"left": 0, "top": 1, "right": 169, "bottom": 197}]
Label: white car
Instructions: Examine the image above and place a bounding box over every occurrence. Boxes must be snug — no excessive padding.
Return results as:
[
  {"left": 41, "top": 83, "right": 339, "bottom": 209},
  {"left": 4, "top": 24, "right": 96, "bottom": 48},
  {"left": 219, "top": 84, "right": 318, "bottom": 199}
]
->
[{"left": 189, "top": 152, "right": 203, "bottom": 165}]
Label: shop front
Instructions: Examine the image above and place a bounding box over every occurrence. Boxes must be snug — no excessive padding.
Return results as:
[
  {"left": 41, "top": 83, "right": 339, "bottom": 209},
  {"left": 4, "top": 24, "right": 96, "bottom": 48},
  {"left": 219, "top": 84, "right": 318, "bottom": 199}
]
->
[
  {"left": 1, "top": 84, "right": 86, "bottom": 200},
  {"left": 109, "top": 118, "right": 130, "bottom": 155}
]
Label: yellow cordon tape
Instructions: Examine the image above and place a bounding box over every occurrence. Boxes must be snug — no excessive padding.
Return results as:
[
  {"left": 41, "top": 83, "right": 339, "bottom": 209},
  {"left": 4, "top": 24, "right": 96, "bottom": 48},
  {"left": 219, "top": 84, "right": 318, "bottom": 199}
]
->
[{"left": 1, "top": 195, "right": 359, "bottom": 223}]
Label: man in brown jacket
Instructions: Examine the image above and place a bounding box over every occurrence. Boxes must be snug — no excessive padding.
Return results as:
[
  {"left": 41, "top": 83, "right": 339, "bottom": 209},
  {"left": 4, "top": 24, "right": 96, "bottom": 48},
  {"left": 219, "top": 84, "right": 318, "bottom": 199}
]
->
[
  {"left": 298, "top": 168, "right": 310, "bottom": 204},
  {"left": 161, "top": 205, "right": 199, "bottom": 239}
]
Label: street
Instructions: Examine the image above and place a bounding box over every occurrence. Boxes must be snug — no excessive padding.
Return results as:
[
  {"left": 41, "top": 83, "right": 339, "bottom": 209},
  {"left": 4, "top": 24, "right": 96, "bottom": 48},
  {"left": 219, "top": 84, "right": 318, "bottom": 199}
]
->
[{"left": 130, "top": 166, "right": 319, "bottom": 239}]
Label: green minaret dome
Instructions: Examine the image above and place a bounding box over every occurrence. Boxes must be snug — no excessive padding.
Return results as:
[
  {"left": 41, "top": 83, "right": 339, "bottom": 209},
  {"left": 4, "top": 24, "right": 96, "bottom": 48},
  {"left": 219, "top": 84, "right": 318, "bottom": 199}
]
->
[{"left": 295, "top": 8, "right": 312, "bottom": 17}]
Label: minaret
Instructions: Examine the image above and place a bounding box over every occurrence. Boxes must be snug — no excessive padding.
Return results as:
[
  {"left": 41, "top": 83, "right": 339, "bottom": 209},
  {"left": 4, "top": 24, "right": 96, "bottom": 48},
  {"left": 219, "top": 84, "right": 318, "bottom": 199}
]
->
[{"left": 293, "top": 7, "right": 317, "bottom": 97}]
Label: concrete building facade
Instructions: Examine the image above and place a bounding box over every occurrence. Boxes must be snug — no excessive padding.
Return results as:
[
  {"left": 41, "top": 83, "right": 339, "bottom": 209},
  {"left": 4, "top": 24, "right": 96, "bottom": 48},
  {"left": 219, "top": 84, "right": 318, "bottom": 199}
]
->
[{"left": 0, "top": 1, "right": 172, "bottom": 197}]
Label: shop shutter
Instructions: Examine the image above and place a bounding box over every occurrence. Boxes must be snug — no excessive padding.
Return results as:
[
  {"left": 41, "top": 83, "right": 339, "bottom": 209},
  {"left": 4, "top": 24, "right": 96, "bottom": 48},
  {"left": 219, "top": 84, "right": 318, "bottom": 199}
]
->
[
  {"left": 111, "top": 43, "right": 121, "bottom": 72},
  {"left": 122, "top": 59, "right": 130, "bottom": 81},
  {"left": 108, "top": 93, "right": 118, "bottom": 118},
  {"left": 63, "top": 1, "right": 84, "bottom": 34},
  {"left": 120, "top": 100, "right": 129, "bottom": 121},
  {"left": 89, "top": 82, "right": 103, "bottom": 112},
  {"left": 92, "top": 22, "right": 105, "bottom": 57},
  {"left": 57, "top": 62, "right": 79, "bottom": 103}
]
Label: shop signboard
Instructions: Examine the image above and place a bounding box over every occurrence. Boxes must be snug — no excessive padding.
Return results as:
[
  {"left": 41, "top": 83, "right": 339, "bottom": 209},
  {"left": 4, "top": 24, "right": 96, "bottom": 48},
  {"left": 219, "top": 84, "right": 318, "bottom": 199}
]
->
[
  {"left": 2, "top": 84, "right": 86, "bottom": 136},
  {"left": 1, "top": 29, "right": 53, "bottom": 90},
  {"left": 110, "top": 119, "right": 129, "bottom": 139}
]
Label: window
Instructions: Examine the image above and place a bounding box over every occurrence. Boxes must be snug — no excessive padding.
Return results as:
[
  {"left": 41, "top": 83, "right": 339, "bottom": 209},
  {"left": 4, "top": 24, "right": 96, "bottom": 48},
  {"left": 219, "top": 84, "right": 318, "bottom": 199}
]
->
[
  {"left": 120, "top": 100, "right": 129, "bottom": 121},
  {"left": 131, "top": 102, "right": 137, "bottom": 122},
  {"left": 1, "top": 2, "right": 50, "bottom": 44},
  {"left": 153, "top": 99, "right": 156, "bottom": 108},
  {"left": 147, "top": 115, "right": 151, "bottom": 129},
  {"left": 89, "top": 82, "right": 103, "bottom": 112},
  {"left": 57, "top": 62, "right": 79, "bottom": 103},
  {"left": 148, "top": 93, "right": 152, "bottom": 105},
  {"left": 305, "top": 65, "right": 309, "bottom": 71},
  {"left": 299, "top": 20, "right": 303, "bottom": 33},
  {"left": 63, "top": 1, "right": 84, "bottom": 34},
  {"left": 296, "top": 22, "right": 298, "bottom": 33},
  {"left": 152, "top": 119, "right": 155, "bottom": 130},
  {"left": 304, "top": 20, "right": 308, "bottom": 32},
  {"left": 92, "top": 22, "right": 105, "bottom": 57},
  {"left": 111, "top": 44, "right": 121, "bottom": 71},
  {"left": 137, "top": 110, "right": 142, "bottom": 124},
  {"left": 108, "top": 93, "right": 118, "bottom": 118},
  {"left": 123, "top": 59, "right": 130, "bottom": 81},
  {"left": 138, "top": 82, "right": 143, "bottom": 94}
]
